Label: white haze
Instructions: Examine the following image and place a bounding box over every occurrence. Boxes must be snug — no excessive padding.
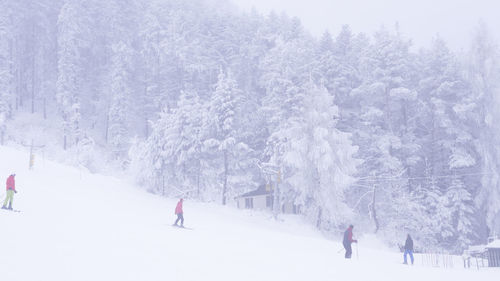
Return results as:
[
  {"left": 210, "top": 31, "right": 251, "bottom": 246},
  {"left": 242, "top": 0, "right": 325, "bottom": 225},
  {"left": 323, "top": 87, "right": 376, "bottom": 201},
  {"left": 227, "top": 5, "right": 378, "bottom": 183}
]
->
[
  {"left": 1, "top": 0, "right": 500, "bottom": 259},
  {"left": 232, "top": 0, "right": 500, "bottom": 50}
]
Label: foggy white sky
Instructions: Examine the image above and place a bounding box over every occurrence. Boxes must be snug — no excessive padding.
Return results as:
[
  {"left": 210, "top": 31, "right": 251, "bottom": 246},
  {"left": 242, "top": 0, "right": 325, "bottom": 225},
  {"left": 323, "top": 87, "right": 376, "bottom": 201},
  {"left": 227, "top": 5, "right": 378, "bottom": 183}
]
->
[{"left": 231, "top": 0, "right": 499, "bottom": 51}]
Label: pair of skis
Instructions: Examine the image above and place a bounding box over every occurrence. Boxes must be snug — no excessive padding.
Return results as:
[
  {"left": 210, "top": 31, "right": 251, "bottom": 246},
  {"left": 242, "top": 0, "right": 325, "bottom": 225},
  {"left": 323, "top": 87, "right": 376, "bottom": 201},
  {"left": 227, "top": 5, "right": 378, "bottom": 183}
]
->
[
  {"left": 0, "top": 193, "right": 20, "bottom": 212},
  {"left": 337, "top": 243, "right": 359, "bottom": 259},
  {"left": 1, "top": 208, "right": 21, "bottom": 213},
  {"left": 172, "top": 224, "right": 193, "bottom": 230}
]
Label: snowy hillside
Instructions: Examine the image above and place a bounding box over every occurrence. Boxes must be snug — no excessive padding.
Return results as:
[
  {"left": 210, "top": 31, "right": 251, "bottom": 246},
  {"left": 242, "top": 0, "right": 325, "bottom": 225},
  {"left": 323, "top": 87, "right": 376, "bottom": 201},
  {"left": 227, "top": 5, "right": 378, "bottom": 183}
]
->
[{"left": 0, "top": 146, "right": 497, "bottom": 281}]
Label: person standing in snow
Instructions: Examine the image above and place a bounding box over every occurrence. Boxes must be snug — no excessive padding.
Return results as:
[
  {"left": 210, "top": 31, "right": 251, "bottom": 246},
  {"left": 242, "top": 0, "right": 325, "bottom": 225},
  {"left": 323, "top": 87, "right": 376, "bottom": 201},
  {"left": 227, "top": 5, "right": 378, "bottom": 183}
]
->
[
  {"left": 2, "top": 174, "right": 17, "bottom": 210},
  {"left": 403, "top": 234, "right": 414, "bottom": 265},
  {"left": 343, "top": 224, "right": 358, "bottom": 259},
  {"left": 173, "top": 198, "right": 184, "bottom": 227}
]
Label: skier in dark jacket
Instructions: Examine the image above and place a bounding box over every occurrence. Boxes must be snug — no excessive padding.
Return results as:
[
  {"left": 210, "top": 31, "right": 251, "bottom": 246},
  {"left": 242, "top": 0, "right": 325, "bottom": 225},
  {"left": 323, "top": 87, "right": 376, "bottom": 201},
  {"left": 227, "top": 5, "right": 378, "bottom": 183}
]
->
[
  {"left": 343, "top": 225, "right": 358, "bottom": 259},
  {"left": 403, "top": 234, "right": 414, "bottom": 265}
]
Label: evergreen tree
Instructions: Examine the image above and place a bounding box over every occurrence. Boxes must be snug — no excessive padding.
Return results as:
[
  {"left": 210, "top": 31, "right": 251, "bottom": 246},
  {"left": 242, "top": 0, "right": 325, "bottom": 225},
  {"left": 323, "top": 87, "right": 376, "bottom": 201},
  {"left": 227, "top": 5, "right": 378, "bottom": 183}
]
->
[
  {"left": 56, "top": 0, "right": 91, "bottom": 149},
  {"left": 447, "top": 176, "right": 476, "bottom": 252},
  {"left": 204, "top": 69, "right": 249, "bottom": 205},
  {"left": 273, "top": 82, "right": 358, "bottom": 229},
  {"left": 0, "top": 2, "right": 14, "bottom": 144},
  {"left": 135, "top": 88, "right": 208, "bottom": 198},
  {"left": 468, "top": 22, "right": 500, "bottom": 236},
  {"left": 138, "top": 7, "right": 162, "bottom": 137},
  {"left": 130, "top": 108, "right": 173, "bottom": 195},
  {"left": 108, "top": 42, "right": 133, "bottom": 159},
  {"left": 415, "top": 169, "right": 454, "bottom": 248},
  {"left": 349, "top": 27, "right": 415, "bottom": 233}
]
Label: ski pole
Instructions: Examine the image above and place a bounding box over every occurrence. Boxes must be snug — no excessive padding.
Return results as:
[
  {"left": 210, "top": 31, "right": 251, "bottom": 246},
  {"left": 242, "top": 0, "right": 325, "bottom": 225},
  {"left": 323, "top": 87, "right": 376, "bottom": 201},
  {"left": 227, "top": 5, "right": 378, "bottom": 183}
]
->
[
  {"left": 337, "top": 247, "right": 344, "bottom": 253},
  {"left": 356, "top": 243, "right": 359, "bottom": 260}
]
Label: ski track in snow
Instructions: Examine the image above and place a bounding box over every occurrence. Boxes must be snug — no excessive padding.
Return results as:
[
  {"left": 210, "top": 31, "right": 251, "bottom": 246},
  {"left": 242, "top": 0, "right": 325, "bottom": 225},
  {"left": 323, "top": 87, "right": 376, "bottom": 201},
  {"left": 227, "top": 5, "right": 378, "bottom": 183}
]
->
[{"left": 0, "top": 146, "right": 497, "bottom": 281}]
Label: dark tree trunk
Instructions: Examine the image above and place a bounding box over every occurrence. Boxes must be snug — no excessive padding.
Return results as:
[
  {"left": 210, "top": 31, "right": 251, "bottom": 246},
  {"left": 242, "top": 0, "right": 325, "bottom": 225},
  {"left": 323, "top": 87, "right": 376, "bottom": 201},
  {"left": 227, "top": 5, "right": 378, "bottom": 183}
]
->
[
  {"left": 222, "top": 150, "right": 228, "bottom": 205},
  {"left": 196, "top": 162, "right": 201, "bottom": 199},
  {"left": 105, "top": 110, "right": 109, "bottom": 144},
  {"left": 31, "top": 23, "right": 36, "bottom": 114},
  {"left": 162, "top": 173, "right": 165, "bottom": 196},
  {"left": 316, "top": 207, "right": 322, "bottom": 229},
  {"left": 43, "top": 98, "right": 46, "bottom": 119},
  {"left": 371, "top": 185, "right": 379, "bottom": 233}
]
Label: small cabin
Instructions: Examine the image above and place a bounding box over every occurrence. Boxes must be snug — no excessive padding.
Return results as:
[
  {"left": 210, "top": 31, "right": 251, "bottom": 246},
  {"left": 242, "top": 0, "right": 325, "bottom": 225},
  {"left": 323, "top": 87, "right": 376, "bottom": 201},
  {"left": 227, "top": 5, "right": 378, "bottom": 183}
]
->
[
  {"left": 486, "top": 239, "right": 500, "bottom": 267},
  {"left": 464, "top": 237, "right": 500, "bottom": 268},
  {"left": 236, "top": 184, "right": 273, "bottom": 210},
  {"left": 235, "top": 184, "right": 301, "bottom": 214}
]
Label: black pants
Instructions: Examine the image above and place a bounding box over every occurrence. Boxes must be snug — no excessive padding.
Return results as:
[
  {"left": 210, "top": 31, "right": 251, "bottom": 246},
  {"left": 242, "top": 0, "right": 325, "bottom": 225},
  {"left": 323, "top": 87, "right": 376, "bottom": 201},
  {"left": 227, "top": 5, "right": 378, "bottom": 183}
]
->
[
  {"left": 344, "top": 242, "right": 352, "bottom": 259},
  {"left": 175, "top": 213, "right": 184, "bottom": 226}
]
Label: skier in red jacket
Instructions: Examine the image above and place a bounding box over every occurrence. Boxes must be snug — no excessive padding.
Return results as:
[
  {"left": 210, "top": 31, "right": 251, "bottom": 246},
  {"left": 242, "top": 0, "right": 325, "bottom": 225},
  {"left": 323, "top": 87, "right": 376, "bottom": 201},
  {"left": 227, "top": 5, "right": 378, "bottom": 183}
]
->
[
  {"left": 173, "top": 198, "right": 184, "bottom": 227},
  {"left": 2, "top": 174, "right": 17, "bottom": 210}
]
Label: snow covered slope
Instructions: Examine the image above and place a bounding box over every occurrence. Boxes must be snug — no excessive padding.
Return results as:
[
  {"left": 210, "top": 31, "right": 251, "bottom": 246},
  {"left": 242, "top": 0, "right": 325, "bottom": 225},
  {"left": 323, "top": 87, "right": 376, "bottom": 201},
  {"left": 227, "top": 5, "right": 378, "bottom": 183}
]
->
[{"left": 0, "top": 146, "right": 497, "bottom": 281}]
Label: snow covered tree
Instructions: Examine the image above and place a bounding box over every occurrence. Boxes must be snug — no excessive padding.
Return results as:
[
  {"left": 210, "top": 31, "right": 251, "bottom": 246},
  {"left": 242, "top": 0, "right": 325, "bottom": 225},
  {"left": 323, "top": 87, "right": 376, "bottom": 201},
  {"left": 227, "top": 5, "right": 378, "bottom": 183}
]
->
[
  {"left": 0, "top": 2, "right": 14, "bottom": 144},
  {"left": 273, "top": 82, "right": 358, "bottom": 229},
  {"left": 411, "top": 36, "right": 482, "bottom": 250},
  {"left": 129, "top": 108, "right": 173, "bottom": 195},
  {"left": 134, "top": 88, "right": 208, "bottom": 198},
  {"left": 173, "top": 89, "right": 208, "bottom": 198},
  {"left": 329, "top": 25, "right": 363, "bottom": 105},
  {"left": 447, "top": 176, "right": 476, "bottom": 252},
  {"left": 204, "top": 69, "right": 250, "bottom": 205},
  {"left": 468, "top": 22, "right": 500, "bottom": 237},
  {"left": 414, "top": 167, "right": 454, "bottom": 249},
  {"left": 348, "top": 27, "right": 417, "bottom": 234},
  {"left": 56, "top": 0, "right": 91, "bottom": 149},
  {"left": 259, "top": 33, "right": 314, "bottom": 132},
  {"left": 257, "top": 34, "right": 314, "bottom": 217},
  {"left": 318, "top": 30, "right": 333, "bottom": 53},
  {"left": 107, "top": 42, "right": 134, "bottom": 159},
  {"left": 138, "top": 8, "right": 163, "bottom": 138}
]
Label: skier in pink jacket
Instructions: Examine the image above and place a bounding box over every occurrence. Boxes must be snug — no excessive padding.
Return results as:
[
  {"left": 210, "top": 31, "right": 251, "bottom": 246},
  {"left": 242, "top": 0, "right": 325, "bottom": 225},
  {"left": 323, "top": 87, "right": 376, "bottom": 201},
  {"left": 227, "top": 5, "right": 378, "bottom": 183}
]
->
[
  {"left": 173, "top": 199, "right": 184, "bottom": 227},
  {"left": 2, "top": 174, "right": 17, "bottom": 210}
]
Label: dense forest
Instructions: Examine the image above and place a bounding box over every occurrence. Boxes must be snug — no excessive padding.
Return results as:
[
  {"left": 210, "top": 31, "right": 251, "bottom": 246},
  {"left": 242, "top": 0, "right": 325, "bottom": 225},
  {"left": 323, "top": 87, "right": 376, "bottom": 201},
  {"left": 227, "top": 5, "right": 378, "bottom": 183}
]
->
[{"left": 1, "top": 0, "right": 500, "bottom": 253}]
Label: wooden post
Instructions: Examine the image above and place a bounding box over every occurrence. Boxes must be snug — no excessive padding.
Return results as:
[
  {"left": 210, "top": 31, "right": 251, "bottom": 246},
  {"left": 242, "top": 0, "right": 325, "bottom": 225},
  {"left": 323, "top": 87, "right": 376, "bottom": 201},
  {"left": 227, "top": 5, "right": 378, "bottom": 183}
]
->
[
  {"left": 273, "top": 168, "right": 280, "bottom": 219},
  {"left": 23, "top": 139, "right": 45, "bottom": 170},
  {"left": 29, "top": 140, "right": 34, "bottom": 169}
]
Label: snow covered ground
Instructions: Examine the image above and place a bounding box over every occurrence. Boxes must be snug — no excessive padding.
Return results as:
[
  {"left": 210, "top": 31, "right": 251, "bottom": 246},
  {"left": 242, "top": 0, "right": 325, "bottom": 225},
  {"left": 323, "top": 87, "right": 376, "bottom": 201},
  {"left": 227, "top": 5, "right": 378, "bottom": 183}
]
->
[{"left": 0, "top": 146, "right": 497, "bottom": 281}]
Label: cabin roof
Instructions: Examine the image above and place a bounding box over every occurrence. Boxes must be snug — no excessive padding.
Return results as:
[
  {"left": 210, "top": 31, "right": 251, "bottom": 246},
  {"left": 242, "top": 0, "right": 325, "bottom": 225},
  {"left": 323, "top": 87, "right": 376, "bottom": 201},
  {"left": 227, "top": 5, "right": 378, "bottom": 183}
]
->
[
  {"left": 487, "top": 239, "right": 500, "bottom": 248},
  {"left": 238, "top": 185, "right": 271, "bottom": 198}
]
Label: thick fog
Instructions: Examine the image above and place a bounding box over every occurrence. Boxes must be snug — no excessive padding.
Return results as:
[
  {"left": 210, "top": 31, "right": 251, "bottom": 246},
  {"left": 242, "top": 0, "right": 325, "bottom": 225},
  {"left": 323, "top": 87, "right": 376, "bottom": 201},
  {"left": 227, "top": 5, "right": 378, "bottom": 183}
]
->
[{"left": 1, "top": 0, "right": 499, "bottom": 253}]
